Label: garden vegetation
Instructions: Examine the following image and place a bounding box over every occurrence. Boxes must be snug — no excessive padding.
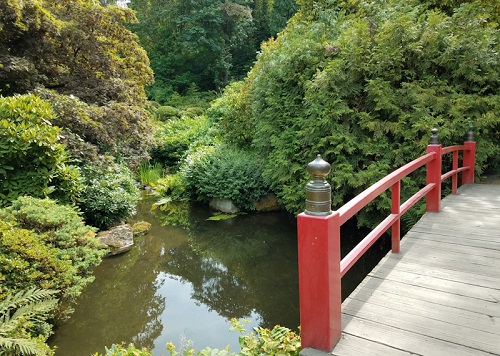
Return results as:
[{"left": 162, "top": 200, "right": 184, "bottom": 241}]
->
[{"left": 1, "top": 0, "right": 499, "bottom": 354}]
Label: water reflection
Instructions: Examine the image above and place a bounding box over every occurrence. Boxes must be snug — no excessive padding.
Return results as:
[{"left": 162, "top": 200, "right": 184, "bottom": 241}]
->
[{"left": 49, "top": 197, "right": 299, "bottom": 355}]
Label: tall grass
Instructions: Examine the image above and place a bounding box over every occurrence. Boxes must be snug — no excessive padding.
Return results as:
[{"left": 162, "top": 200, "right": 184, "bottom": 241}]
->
[{"left": 137, "top": 162, "right": 165, "bottom": 186}]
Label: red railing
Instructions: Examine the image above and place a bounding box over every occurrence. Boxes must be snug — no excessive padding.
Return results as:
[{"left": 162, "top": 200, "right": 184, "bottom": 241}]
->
[{"left": 297, "top": 127, "right": 476, "bottom": 352}]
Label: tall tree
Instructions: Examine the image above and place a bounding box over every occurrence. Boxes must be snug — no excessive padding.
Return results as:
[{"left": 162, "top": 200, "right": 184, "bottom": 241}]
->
[
  {"left": 128, "top": 0, "right": 298, "bottom": 103},
  {"left": 0, "top": 0, "right": 154, "bottom": 162}
]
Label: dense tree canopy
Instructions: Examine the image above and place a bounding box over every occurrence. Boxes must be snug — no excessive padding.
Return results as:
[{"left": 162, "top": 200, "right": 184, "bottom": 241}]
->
[
  {"left": 211, "top": 0, "right": 500, "bottom": 218},
  {"left": 128, "top": 0, "right": 298, "bottom": 103},
  {"left": 0, "top": 0, "right": 154, "bottom": 163}
]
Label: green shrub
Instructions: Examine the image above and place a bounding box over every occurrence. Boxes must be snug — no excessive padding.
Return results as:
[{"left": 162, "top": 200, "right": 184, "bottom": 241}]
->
[
  {"left": 181, "top": 145, "right": 269, "bottom": 211},
  {"left": 78, "top": 162, "right": 139, "bottom": 229},
  {"left": 0, "top": 197, "right": 106, "bottom": 302},
  {"left": 151, "top": 115, "right": 214, "bottom": 171},
  {"left": 156, "top": 105, "right": 180, "bottom": 121},
  {"left": 182, "top": 106, "right": 206, "bottom": 117},
  {"left": 0, "top": 94, "right": 82, "bottom": 206}
]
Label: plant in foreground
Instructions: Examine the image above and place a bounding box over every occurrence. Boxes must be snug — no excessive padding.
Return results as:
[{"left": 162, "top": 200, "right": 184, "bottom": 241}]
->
[
  {"left": 94, "top": 319, "right": 300, "bottom": 356},
  {"left": 0, "top": 288, "right": 58, "bottom": 356}
]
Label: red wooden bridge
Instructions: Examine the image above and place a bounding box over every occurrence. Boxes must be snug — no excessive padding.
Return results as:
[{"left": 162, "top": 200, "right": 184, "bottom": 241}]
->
[{"left": 297, "top": 127, "right": 500, "bottom": 355}]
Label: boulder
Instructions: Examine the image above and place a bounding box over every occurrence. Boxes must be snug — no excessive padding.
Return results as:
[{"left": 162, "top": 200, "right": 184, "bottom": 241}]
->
[
  {"left": 209, "top": 198, "right": 239, "bottom": 214},
  {"left": 97, "top": 224, "right": 134, "bottom": 255},
  {"left": 252, "top": 193, "right": 281, "bottom": 212}
]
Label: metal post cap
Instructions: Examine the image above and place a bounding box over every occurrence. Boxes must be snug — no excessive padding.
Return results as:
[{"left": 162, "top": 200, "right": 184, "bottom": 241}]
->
[
  {"left": 305, "top": 155, "right": 332, "bottom": 216},
  {"left": 307, "top": 154, "right": 331, "bottom": 179},
  {"left": 429, "top": 128, "right": 439, "bottom": 145},
  {"left": 466, "top": 123, "right": 475, "bottom": 142}
]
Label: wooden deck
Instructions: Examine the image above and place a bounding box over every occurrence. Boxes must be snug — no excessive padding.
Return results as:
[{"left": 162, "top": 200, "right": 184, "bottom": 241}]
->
[{"left": 304, "top": 184, "right": 500, "bottom": 356}]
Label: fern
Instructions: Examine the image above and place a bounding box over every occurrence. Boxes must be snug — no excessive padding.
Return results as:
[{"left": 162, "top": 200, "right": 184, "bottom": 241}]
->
[
  {"left": 0, "top": 337, "right": 49, "bottom": 356},
  {"left": 0, "top": 288, "right": 58, "bottom": 356}
]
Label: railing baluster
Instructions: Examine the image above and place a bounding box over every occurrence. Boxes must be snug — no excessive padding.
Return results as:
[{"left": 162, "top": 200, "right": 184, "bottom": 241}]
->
[
  {"left": 463, "top": 124, "right": 476, "bottom": 185},
  {"left": 426, "top": 128, "right": 442, "bottom": 212},
  {"left": 391, "top": 181, "right": 401, "bottom": 253},
  {"left": 452, "top": 151, "right": 458, "bottom": 194}
]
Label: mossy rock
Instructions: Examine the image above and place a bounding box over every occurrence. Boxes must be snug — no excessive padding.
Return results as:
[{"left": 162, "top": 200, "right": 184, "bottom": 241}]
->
[{"left": 131, "top": 221, "right": 151, "bottom": 237}]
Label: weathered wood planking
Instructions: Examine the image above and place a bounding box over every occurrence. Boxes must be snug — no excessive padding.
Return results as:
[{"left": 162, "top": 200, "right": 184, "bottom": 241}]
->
[{"left": 302, "top": 184, "right": 500, "bottom": 356}]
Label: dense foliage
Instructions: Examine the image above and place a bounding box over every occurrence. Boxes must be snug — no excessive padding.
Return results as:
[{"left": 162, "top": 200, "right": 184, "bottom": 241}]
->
[
  {"left": 0, "top": 197, "right": 107, "bottom": 302},
  {"left": 0, "top": 0, "right": 154, "bottom": 163},
  {"left": 183, "top": 145, "right": 269, "bottom": 211},
  {"left": 78, "top": 162, "right": 140, "bottom": 229},
  {"left": 151, "top": 115, "right": 213, "bottom": 171},
  {"left": 128, "top": 0, "right": 298, "bottom": 103},
  {"left": 0, "top": 94, "right": 82, "bottom": 206},
  {"left": 211, "top": 0, "right": 500, "bottom": 218}
]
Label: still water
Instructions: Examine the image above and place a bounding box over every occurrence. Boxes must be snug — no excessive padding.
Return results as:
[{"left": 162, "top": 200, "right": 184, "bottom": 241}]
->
[
  {"left": 49, "top": 194, "right": 390, "bottom": 355},
  {"left": 49, "top": 197, "right": 301, "bottom": 355}
]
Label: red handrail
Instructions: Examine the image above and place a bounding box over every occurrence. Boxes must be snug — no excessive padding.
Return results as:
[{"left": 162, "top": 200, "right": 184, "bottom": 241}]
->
[{"left": 297, "top": 132, "right": 476, "bottom": 352}]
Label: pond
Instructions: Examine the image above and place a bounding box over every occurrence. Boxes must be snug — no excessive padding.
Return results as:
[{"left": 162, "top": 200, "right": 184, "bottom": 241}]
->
[
  {"left": 49, "top": 194, "right": 390, "bottom": 355},
  {"left": 49, "top": 197, "right": 301, "bottom": 355}
]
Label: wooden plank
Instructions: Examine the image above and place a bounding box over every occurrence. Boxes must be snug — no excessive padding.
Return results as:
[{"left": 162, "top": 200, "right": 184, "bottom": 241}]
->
[
  {"left": 385, "top": 250, "right": 500, "bottom": 278},
  {"left": 346, "top": 285, "right": 499, "bottom": 333},
  {"left": 402, "top": 233, "right": 500, "bottom": 256},
  {"left": 340, "top": 314, "right": 496, "bottom": 356},
  {"left": 405, "top": 230, "right": 500, "bottom": 250},
  {"left": 330, "top": 334, "right": 414, "bottom": 356},
  {"left": 398, "top": 244, "right": 500, "bottom": 268},
  {"left": 367, "top": 266, "right": 500, "bottom": 303},
  {"left": 342, "top": 298, "right": 500, "bottom": 354},
  {"left": 369, "top": 256, "right": 500, "bottom": 289},
  {"left": 411, "top": 225, "right": 500, "bottom": 241},
  {"left": 413, "top": 214, "right": 500, "bottom": 229},
  {"left": 349, "top": 276, "right": 500, "bottom": 317}
]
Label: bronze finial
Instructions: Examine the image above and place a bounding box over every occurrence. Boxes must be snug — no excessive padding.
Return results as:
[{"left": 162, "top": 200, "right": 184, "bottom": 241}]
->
[
  {"left": 466, "top": 123, "right": 475, "bottom": 142},
  {"left": 429, "top": 128, "right": 439, "bottom": 145},
  {"left": 305, "top": 155, "right": 332, "bottom": 216}
]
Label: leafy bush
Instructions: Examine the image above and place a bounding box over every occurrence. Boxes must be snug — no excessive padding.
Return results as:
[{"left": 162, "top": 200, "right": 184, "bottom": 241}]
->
[
  {"left": 151, "top": 115, "right": 214, "bottom": 171},
  {"left": 183, "top": 106, "right": 206, "bottom": 117},
  {"left": 0, "top": 94, "right": 82, "bottom": 206},
  {"left": 0, "top": 288, "right": 58, "bottom": 356},
  {"left": 181, "top": 145, "right": 269, "bottom": 211},
  {"left": 156, "top": 105, "right": 180, "bottom": 121},
  {"left": 78, "top": 162, "right": 140, "bottom": 229},
  {"left": 213, "top": 0, "right": 500, "bottom": 219},
  {"left": 0, "top": 197, "right": 106, "bottom": 302}
]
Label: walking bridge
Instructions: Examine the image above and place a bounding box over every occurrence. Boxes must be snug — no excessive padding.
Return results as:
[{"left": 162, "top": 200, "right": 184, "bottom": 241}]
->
[{"left": 297, "top": 127, "right": 500, "bottom": 355}]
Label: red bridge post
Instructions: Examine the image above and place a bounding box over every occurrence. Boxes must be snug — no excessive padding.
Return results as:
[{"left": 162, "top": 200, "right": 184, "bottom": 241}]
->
[
  {"left": 426, "top": 128, "right": 442, "bottom": 212},
  {"left": 463, "top": 124, "right": 476, "bottom": 185},
  {"left": 298, "top": 155, "right": 342, "bottom": 351}
]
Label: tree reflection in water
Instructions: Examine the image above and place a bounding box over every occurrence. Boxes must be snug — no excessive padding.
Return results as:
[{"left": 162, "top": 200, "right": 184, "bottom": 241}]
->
[{"left": 49, "top": 198, "right": 299, "bottom": 355}]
